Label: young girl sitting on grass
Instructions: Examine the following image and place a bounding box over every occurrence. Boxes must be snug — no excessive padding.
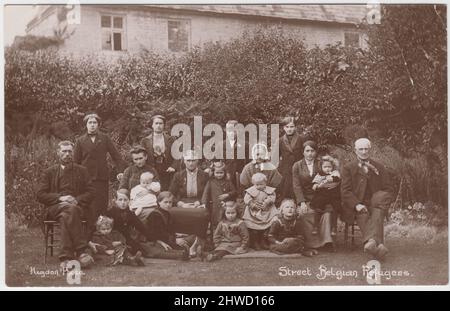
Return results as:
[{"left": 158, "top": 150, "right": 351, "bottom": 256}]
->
[
  {"left": 206, "top": 201, "right": 249, "bottom": 262},
  {"left": 89, "top": 216, "right": 145, "bottom": 266},
  {"left": 268, "top": 199, "right": 318, "bottom": 257}
]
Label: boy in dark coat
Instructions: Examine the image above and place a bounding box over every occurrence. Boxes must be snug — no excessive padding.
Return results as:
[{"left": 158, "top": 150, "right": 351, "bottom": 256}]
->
[
  {"left": 105, "top": 189, "right": 151, "bottom": 255},
  {"left": 143, "top": 191, "right": 189, "bottom": 260}
]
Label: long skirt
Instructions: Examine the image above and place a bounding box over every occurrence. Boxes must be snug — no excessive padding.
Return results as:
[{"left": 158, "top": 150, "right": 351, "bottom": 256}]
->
[
  {"left": 279, "top": 170, "right": 295, "bottom": 201},
  {"left": 88, "top": 180, "right": 109, "bottom": 234},
  {"left": 169, "top": 207, "right": 209, "bottom": 239},
  {"left": 140, "top": 242, "right": 187, "bottom": 260},
  {"left": 298, "top": 204, "right": 333, "bottom": 249}
]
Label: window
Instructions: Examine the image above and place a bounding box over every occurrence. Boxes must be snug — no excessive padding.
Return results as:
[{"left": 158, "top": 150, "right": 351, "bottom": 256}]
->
[
  {"left": 344, "top": 32, "right": 360, "bottom": 48},
  {"left": 101, "top": 15, "right": 125, "bottom": 51},
  {"left": 168, "top": 20, "right": 190, "bottom": 52}
]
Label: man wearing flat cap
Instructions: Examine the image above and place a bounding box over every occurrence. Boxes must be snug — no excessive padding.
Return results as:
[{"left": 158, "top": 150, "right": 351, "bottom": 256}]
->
[
  {"left": 37, "top": 141, "right": 95, "bottom": 267},
  {"left": 341, "top": 138, "right": 394, "bottom": 260}
]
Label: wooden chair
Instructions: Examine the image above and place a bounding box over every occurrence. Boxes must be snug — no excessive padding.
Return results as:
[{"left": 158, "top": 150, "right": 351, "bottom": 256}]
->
[
  {"left": 344, "top": 210, "right": 389, "bottom": 249},
  {"left": 43, "top": 220, "right": 87, "bottom": 264},
  {"left": 344, "top": 220, "right": 359, "bottom": 248}
]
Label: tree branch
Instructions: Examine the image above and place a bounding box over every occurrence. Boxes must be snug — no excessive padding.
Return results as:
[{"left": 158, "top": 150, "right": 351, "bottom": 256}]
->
[{"left": 392, "top": 33, "right": 415, "bottom": 88}]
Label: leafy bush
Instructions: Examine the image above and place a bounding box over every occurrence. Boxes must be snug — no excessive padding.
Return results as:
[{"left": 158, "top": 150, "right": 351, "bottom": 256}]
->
[
  {"left": 385, "top": 223, "right": 447, "bottom": 244},
  {"left": 389, "top": 202, "right": 447, "bottom": 228},
  {"left": 329, "top": 141, "right": 446, "bottom": 207},
  {"left": 5, "top": 136, "right": 59, "bottom": 226},
  {"left": 6, "top": 14, "right": 446, "bottom": 151}
]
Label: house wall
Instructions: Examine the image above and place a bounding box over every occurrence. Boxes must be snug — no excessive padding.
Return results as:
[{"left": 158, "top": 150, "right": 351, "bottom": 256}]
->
[
  {"left": 27, "top": 5, "right": 366, "bottom": 58},
  {"left": 26, "top": 8, "right": 60, "bottom": 37}
]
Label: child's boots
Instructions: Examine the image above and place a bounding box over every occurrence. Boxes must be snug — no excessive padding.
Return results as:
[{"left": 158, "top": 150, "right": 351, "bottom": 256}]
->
[
  {"left": 123, "top": 250, "right": 145, "bottom": 266},
  {"left": 249, "top": 230, "right": 262, "bottom": 251}
]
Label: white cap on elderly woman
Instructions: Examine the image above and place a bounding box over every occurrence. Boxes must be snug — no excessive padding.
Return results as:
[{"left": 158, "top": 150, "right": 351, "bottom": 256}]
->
[
  {"left": 355, "top": 138, "right": 371, "bottom": 148},
  {"left": 183, "top": 149, "right": 200, "bottom": 160}
]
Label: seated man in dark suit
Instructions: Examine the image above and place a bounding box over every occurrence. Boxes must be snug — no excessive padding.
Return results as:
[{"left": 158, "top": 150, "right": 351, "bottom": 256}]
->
[
  {"left": 341, "top": 138, "right": 394, "bottom": 260},
  {"left": 37, "top": 141, "right": 95, "bottom": 267}
]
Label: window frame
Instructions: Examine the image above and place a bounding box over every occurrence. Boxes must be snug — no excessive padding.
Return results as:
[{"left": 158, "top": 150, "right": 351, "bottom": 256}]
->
[
  {"left": 100, "top": 13, "right": 127, "bottom": 52},
  {"left": 167, "top": 18, "right": 191, "bottom": 53}
]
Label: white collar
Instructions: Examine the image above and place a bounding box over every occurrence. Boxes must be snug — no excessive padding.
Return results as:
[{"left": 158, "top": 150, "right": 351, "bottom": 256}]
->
[
  {"left": 186, "top": 168, "right": 198, "bottom": 175},
  {"left": 305, "top": 159, "right": 314, "bottom": 166}
]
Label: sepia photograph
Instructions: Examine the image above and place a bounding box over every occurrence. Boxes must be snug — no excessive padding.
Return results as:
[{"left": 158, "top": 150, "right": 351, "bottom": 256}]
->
[{"left": 2, "top": 1, "right": 448, "bottom": 289}]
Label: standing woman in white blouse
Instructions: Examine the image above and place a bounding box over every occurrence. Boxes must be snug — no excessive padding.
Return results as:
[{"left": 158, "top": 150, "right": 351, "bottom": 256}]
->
[
  {"left": 141, "top": 115, "right": 177, "bottom": 191},
  {"left": 292, "top": 140, "right": 334, "bottom": 252}
]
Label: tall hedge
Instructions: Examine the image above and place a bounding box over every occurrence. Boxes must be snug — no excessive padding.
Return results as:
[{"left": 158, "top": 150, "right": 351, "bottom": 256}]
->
[
  {"left": 6, "top": 6, "right": 446, "bottom": 154},
  {"left": 5, "top": 6, "right": 447, "bottom": 226},
  {"left": 4, "top": 31, "right": 378, "bottom": 145}
]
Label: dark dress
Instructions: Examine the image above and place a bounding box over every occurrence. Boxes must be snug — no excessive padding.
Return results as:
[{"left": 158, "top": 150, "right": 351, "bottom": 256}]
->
[
  {"left": 275, "top": 133, "right": 304, "bottom": 200},
  {"left": 239, "top": 161, "right": 283, "bottom": 189},
  {"left": 74, "top": 132, "right": 126, "bottom": 231},
  {"left": 222, "top": 139, "right": 250, "bottom": 190},
  {"left": 201, "top": 177, "right": 237, "bottom": 228},
  {"left": 168, "top": 169, "right": 210, "bottom": 238},
  {"left": 141, "top": 133, "right": 177, "bottom": 190},
  {"left": 268, "top": 215, "right": 305, "bottom": 254},
  {"left": 118, "top": 164, "right": 159, "bottom": 191},
  {"left": 213, "top": 219, "right": 249, "bottom": 254}
]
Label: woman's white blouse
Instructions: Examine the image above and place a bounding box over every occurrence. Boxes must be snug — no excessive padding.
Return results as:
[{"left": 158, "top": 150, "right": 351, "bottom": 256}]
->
[{"left": 305, "top": 161, "right": 314, "bottom": 177}]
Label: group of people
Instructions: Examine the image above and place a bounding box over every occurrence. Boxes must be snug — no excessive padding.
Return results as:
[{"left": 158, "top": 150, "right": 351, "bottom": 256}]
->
[{"left": 37, "top": 114, "right": 394, "bottom": 269}]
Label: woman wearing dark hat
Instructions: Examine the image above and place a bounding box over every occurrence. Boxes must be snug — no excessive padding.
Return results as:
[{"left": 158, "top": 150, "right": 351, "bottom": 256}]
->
[
  {"left": 74, "top": 113, "right": 126, "bottom": 235},
  {"left": 141, "top": 115, "right": 177, "bottom": 191},
  {"left": 292, "top": 140, "right": 334, "bottom": 253}
]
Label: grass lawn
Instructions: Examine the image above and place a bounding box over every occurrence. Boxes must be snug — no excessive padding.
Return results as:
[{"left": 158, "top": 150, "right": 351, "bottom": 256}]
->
[{"left": 5, "top": 227, "right": 448, "bottom": 287}]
